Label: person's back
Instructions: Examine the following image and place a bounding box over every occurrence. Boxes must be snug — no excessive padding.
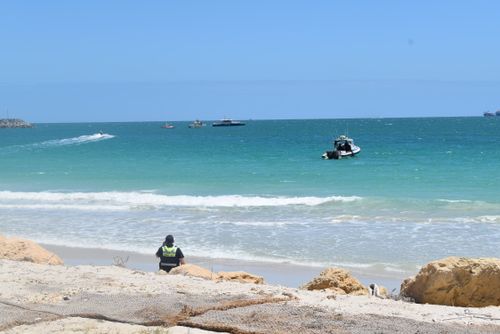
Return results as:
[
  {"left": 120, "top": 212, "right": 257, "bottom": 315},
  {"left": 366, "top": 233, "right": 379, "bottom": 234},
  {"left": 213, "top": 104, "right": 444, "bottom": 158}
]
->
[{"left": 155, "top": 235, "right": 185, "bottom": 272}]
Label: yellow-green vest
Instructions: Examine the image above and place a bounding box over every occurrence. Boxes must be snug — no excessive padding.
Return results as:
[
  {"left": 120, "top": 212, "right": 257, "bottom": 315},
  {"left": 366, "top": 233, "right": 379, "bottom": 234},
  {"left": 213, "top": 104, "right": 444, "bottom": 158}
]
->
[{"left": 162, "top": 245, "right": 177, "bottom": 258}]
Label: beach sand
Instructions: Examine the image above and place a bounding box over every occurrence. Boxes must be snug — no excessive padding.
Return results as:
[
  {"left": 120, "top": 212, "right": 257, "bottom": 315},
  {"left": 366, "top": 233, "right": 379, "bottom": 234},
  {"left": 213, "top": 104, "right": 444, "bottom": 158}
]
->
[
  {"left": 1, "top": 258, "right": 500, "bottom": 333},
  {"left": 41, "top": 243, "right": 404, "bottom": 292}
]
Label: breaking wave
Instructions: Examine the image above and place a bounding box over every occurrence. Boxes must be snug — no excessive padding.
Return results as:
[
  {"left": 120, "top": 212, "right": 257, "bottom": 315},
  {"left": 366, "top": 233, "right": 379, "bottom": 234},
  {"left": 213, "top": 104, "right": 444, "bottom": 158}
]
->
[{"left": 0, "top": 191, "right": 361, "bottom": 210}]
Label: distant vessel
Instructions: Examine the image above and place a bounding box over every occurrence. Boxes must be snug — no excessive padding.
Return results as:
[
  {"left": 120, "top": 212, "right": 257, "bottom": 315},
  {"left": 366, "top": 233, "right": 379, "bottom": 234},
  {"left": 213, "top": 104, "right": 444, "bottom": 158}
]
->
[
  {"left": 497, "top": 110, "right": 500, "bottom": 116},
  {"left": 161, "top": 122, "right": 175, "bottom": 129},
  {"left": 484, "top": 112, "right": 495, "bottom": 117},
  {"left": 212, "top": 118, "right": 245, "bottom": 127},
  {"left": 322, "top": 135, "right": 361, "bottom": 160},
  {"left": 189, "top": 120, "right": 205, "bottom": 128}
]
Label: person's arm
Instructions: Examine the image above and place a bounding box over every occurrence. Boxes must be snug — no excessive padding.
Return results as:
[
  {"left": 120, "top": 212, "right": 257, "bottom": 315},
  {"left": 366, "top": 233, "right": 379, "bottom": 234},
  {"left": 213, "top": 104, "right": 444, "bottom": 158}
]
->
[
  {"left": 155, "top": 247, "right": 162, "bottom": 258},
  {"left": 177, "top": 248, "right": 186, "bottom": 265}
]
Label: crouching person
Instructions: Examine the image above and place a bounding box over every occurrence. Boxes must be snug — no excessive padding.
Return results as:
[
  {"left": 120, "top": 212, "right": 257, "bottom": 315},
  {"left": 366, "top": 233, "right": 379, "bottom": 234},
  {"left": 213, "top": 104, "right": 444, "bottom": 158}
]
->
[{"left": 156, "top": 234, "right": 185, "bottom": 272}]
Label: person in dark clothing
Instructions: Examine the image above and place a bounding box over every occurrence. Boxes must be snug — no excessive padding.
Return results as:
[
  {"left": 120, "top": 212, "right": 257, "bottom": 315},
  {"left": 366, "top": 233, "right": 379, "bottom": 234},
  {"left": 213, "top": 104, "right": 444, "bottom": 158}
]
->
[
  {"left": 155, "top": 234, "right": 185, "bottom": 272},
  {"left": 344, "top": 142, "right": 352, "bottom": 152}
]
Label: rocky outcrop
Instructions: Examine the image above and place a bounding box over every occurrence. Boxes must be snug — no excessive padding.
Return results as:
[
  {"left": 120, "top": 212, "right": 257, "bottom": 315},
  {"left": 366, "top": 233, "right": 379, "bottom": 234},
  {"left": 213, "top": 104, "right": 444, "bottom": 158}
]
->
[
  {"left": 169, "top": 264, "right": 264, "bottom": 284},
  {"left": 400, "top": 257, "right": 500, "bottom": 307},
  {"left": 169, "top": 264, "right": 217, "bottom": 280},
  {"left": 300, "top": 267, "right": 368, "bottom": 295},
  {"left": 0, "top": 118, "right": 32, "bottom": 128},
  {"left": 0, "top": 235, "right": 63, "bottom": 265},
  {"left": 217, "top": 271, "right": 264, "bottom": 284}
]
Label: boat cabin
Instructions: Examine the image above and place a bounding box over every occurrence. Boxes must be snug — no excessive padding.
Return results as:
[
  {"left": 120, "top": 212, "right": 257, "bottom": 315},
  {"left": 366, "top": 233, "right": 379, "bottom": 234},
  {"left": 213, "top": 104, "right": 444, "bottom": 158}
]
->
[{"left": 333, "top": 135, "right": 354, "bottom": 151}]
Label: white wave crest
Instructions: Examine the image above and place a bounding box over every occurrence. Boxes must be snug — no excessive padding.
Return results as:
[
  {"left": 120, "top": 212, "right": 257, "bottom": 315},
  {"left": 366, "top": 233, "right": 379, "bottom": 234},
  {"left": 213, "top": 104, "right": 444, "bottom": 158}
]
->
[
  {"left": 437, "top": 199, "right": 473, "bottom": 203},
  {"left": 0, "top": 191, "right": 361, "bottom": 209},
  {"left": 477, "top": 215, "right": 500, "bottom": 223},
  {"left": 0, "top": 204, "right": 127, "bottom": 211}
]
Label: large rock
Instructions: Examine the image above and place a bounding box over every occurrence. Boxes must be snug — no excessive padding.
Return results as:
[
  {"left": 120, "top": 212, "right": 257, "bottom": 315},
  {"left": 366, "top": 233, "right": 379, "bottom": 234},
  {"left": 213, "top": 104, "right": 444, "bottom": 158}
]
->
[
  {"left": 217, "top": 271, "right": 264, "bottom": 284},
  {"left": 169, "top": 264, "right": 217, "bottom": 280},
  {"left": 169, "top": 264, "right": 264, "bottom": 284},
  {"left": 0, "top": 235, "right": 63, "bottom": 265},
  {"left": 0, "top": 118, "right": 32, "bottom": 128},
  {"left": 300, "top": 267, "right": 368, "bottom": 295},
  {"left": 400, "top": 257, "right": 500, "bottom": 307}
]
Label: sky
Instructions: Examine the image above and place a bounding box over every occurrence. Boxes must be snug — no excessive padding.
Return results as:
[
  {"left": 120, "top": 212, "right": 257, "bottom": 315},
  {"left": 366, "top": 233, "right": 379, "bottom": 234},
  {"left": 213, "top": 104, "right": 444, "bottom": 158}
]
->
[{"left": 1, "top": 1, "right": 499, "bottom": 122}]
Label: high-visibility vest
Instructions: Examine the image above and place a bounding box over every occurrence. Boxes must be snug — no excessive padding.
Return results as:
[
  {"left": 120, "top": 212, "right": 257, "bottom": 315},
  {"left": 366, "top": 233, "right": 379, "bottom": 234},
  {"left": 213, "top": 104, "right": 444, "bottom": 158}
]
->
[{"left": 162, "top": 245, "right": 177, "bottom": 258}]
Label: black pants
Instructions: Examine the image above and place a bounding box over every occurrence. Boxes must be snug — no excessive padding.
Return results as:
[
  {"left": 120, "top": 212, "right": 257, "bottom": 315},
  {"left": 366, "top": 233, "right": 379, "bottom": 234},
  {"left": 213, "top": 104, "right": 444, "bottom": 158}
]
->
[{"left": 159, "top": 263, "right": 177, "bottom": 272}]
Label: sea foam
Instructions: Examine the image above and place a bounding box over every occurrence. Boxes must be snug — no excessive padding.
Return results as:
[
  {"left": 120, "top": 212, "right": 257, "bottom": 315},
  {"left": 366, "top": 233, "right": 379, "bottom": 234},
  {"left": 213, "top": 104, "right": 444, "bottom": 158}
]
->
[
  {"left": 0, "top": 133, "right": 115, "bottom": 154},
  {"left": 35, "top": 133, "right": 115, "bottom": 147},
  {"left": 0, "top": 191, "right": 361, "bottom": 209}
]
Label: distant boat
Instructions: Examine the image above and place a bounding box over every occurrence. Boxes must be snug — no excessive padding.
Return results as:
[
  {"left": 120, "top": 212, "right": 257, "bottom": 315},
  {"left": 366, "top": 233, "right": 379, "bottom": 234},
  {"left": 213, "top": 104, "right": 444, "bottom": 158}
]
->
[
  {"left": 496, "top": 110, "right": 500, "bottom": 116},
  {"left": 484, "top": 112, "right": 495, "bottom": 117},
  {"left": 322, "top": 135, "right": 361, "bottom": 160},
  {"left": 161, "top": 122, "right": 175, "bottom": 129},
  {"left": 212, "top": 118, "right": 245, "bottom": 127},
  {"left": 188, "top": 120, "right": 205, "bottom": 128}
]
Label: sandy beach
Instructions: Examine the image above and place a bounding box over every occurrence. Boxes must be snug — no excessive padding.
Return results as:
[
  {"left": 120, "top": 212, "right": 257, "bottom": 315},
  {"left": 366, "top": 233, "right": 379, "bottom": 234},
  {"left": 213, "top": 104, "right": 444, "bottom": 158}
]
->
[{"left": 1, "top": 242, "right": 500, "bottom": 333}]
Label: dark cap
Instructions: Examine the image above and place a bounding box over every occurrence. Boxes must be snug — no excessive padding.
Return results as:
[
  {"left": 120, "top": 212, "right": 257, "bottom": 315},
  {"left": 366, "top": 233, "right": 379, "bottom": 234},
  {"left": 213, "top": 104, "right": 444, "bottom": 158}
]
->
[{"left": 165, "top": 235, "right": 174, "bottom": 245}]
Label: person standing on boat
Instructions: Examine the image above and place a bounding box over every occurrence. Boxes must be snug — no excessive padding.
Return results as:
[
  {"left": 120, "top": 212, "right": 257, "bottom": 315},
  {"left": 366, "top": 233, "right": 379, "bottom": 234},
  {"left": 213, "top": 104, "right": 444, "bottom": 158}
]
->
[
  {"left": 156, "top": 235, "right": 185, "bottom": 272},
  {"left": 344, "top": 141, "right": 352, "bottom": 153}
]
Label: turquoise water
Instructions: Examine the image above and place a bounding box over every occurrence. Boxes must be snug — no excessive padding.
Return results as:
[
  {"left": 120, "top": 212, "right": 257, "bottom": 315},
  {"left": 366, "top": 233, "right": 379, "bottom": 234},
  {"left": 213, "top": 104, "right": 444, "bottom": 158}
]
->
[{"left": 1, "top": 118, "right": 500, "bottom": 277}]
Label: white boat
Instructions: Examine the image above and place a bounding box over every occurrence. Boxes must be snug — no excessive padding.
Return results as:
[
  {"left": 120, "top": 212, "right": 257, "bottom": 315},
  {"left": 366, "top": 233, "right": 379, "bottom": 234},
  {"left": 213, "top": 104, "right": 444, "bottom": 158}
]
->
[
  {"left": 161, "top": 122, "right": 175, "bottom": 129},
  {"left": 322, "top": 135, "right": 361, "bottom": 160},
  {"left": 212, "top": 118, "right": 245, "bottom": 127},
  {"left": 188, "top": 120, "right": 205, "bottom": 128}
]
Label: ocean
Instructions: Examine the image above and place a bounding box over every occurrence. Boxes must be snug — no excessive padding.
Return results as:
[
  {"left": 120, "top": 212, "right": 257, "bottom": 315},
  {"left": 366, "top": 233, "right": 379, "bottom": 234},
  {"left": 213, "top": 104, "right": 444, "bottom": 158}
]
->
[{"left": 1, "top": 117, "right": 499, "bottom": 279}]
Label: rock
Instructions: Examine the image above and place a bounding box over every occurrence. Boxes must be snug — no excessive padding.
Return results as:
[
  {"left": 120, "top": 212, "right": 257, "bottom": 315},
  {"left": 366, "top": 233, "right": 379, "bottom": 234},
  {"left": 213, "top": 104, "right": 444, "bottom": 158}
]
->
[
  {"left": 379, "top": 285, "right": 388, "bottom": 298},
  {"left": 217, "top": 271, "right": 264, "bottom": 284},
  {"left": 169, "top": 264, "right": 264, "bottom": 284},
  {"left": 169, "top": 263, "right": 217, "bottom": 280},
  {"left": 0, "top": 118, "right": 33, "bottom": 128},
  {"left": 400, "top": 257, "right": 500, "bottom": 307},
  {"left": 300, "top": 267, "right": 368, "bottom": 295},
  {"left": 169, "top": 264, "right": 217, "bottom": 280},
  {"left": 0, "top": 235, "right": 63, "bottom": 265}
]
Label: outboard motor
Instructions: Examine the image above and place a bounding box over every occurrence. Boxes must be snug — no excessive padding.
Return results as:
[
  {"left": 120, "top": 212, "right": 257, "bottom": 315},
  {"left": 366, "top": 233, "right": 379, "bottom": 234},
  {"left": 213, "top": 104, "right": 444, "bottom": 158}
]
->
[{"left": 322, "top": 150, "right": 341, "bottom": 160}]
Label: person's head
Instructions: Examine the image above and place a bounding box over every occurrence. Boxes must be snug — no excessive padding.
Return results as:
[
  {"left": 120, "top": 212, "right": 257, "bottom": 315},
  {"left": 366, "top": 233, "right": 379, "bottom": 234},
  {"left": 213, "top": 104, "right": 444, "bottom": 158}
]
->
[{"left": 164, "top": 235, "right": 174, "bottom": 246}]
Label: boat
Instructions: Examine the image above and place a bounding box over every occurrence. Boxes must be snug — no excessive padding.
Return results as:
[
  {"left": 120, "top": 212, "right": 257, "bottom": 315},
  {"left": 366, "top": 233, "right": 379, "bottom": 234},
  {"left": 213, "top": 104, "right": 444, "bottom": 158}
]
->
[
  {"left": 212, "top": 118, "right": 245, "bottom": 127},
  {"left": 496, "top": 110, "right": 500, "bottom": 116},
  {"left": 484, "top": 112, "right": 495, "bottom": 117},
  {"left": 161, "top": 122, "right": 175, "bottom": 129},
  {"left": 188, "top": 120, "right": 205, "bottom": 128},
  {"left": 322, "top": 135, "right": 361, "bottom": 160}
]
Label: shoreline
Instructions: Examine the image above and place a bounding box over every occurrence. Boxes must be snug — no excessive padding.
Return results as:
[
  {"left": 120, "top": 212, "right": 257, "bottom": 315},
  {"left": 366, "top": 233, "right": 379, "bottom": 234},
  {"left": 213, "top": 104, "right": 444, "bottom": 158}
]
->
[{"left": 42, "top": 243, "right": 405, "bottom": 292}]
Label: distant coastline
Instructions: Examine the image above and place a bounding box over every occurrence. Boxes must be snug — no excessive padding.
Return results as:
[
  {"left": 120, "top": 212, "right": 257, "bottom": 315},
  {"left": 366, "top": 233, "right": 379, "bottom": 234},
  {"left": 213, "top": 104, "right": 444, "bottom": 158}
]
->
[{"left": 0, "top": 118, "right": 33, "bottom": 128}]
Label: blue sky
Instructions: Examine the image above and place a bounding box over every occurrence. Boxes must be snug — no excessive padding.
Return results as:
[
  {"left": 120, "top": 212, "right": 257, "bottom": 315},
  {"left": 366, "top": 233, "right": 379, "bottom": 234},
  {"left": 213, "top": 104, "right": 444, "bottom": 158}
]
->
[{"left": 1, "top": 1, "right": 499, "bottom": 122}]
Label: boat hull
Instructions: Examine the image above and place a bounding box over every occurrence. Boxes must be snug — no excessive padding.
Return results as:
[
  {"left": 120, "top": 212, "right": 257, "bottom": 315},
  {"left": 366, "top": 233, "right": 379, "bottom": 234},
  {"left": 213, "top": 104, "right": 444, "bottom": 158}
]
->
[
  {"left": 322, "top": 147, "right": 361, "bottom": 160},
  {"left": 212, "top": 123, "right": 245, "bottom": 127}
]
